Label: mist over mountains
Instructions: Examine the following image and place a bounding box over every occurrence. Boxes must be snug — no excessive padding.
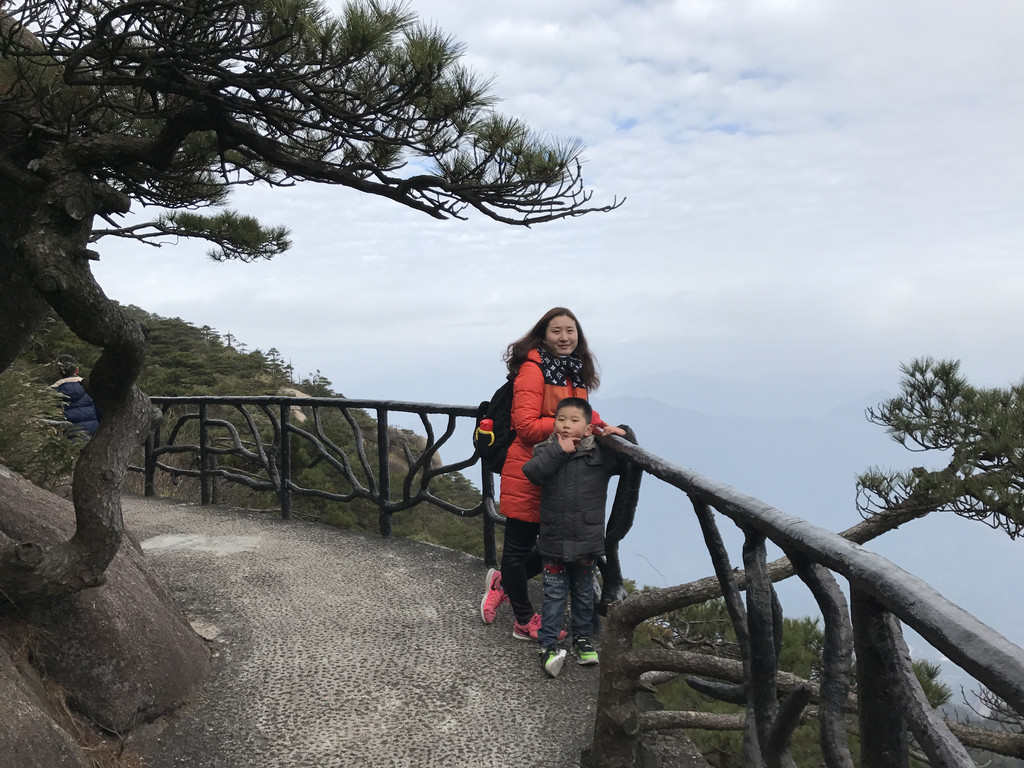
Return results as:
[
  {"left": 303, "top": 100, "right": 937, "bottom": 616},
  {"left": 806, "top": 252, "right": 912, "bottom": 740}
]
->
[{"left": 593, "top": 389, "right": 912, "bottom": 589}]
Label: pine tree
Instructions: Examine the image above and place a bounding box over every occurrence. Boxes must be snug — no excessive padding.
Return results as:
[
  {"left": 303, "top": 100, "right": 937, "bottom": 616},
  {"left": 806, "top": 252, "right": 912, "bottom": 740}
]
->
[
  {"left": 858, "top": 358, "right": 1024, "bottom": 539},
  {"left": 0, "top": 0, "right": 618, "bottom": 601}
]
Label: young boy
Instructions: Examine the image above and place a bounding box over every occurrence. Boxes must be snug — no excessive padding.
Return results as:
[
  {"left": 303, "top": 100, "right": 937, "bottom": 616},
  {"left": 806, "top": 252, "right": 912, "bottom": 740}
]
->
[{"left": 522, "top": 397, "right": 622, "bottom": 678}]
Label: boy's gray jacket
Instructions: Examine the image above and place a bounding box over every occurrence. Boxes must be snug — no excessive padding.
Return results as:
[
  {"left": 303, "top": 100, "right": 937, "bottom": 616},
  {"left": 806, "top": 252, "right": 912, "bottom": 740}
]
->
[{"left": 522, "top": 435, "right": 622, "bottom": 562}]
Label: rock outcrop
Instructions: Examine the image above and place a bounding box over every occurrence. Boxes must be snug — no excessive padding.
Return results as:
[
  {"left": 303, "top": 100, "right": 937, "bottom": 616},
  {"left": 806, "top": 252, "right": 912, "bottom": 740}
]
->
[
  {"left": 387, "top": 426, "right": 443, "bottom": 473},
  {"left": 278, "top": 387, "right": 311, "bottom": 422},
  {"left": 0, "top": 466, "right": 211, "bottom": 765}
]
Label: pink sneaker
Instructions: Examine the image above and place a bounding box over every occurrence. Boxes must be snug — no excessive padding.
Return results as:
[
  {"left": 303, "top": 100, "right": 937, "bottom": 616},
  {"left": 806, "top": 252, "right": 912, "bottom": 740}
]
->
[
  {"left": 512, "top": 613, "right": 567, "bottom": 642},
  {"left": 480, "top": 568, "right": 508, "bottom": 624}
]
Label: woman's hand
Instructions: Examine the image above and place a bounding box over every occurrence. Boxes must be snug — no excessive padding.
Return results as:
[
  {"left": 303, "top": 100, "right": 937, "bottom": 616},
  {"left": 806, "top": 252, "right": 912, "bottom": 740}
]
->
[{"left": 596, "top": 424, "right": 626, "bottom": 437}]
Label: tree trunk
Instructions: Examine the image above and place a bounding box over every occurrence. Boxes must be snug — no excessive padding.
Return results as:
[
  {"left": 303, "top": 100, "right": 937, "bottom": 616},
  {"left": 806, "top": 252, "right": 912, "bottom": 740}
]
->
[
  {"left": 0, "top": 154, "right": 46, "bottom": 371},
  {"left": 0, "top": 154, "right": 149, "bottom": 606}
]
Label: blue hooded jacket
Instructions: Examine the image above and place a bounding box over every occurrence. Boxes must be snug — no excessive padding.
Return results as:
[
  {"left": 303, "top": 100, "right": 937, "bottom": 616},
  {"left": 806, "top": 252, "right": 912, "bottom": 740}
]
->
[{"left": 53, "top": 376, "right": 102, "bottom": 435}]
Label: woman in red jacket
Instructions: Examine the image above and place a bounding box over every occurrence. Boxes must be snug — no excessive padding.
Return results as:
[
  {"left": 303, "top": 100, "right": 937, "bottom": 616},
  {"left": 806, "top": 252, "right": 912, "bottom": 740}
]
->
[{"left": 480, "top": 307, "right": 625, "bottom": 640}]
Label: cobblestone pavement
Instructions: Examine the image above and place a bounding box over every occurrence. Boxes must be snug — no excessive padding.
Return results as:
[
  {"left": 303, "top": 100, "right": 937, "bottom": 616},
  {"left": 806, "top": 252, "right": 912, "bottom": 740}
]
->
[{"left": 123, "top": 495, "right": 602, "bottom": 768}]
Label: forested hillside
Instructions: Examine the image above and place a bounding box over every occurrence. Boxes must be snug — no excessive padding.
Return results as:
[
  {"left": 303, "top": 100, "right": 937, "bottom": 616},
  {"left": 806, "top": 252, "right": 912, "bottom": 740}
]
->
[
  {"left": 18, "top": 305, "right": 328, "bottom": 397},
  {"left": 3, "top": 306, "right": 487, "bottom": 556}
]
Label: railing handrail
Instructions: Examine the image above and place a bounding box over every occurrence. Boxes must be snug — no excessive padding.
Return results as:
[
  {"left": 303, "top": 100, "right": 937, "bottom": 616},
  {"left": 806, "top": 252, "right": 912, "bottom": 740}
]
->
[
  {"left": 604, "top": 436, "right": 1024, "bottom": 711},
  {"left": 148, "top": 394, "right": 479, "bottom": 416},
  {"left": 589, "top": 434, "right": 1024, "bottom": 767}
]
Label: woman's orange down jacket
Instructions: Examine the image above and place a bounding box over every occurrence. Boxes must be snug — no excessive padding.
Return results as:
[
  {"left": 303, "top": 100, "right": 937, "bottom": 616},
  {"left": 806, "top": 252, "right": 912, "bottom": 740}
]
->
[{"left": 499, "top": 348, "right": 607, "bottom": 523}]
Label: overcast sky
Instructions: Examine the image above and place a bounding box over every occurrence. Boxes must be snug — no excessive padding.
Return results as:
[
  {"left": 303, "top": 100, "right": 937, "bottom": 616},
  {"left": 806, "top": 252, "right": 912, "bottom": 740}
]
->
[
  {"left": 91, "top": 0, "right": 1024, "bottom": 667},
  {"left": 94, "top": 0, "right": 1024, "bottom": 403}
]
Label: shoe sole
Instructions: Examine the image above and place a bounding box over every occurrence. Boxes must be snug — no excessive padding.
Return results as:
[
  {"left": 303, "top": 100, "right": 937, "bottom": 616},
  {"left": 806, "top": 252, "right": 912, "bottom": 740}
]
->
[
  {"left": 514, "top": 629, "right": 568, "bottom": 642},
  {"left": 480, "top": 568, "right": 500, "bottom": 624},
  {"left": 544, "top": 653, "right": 566, "bottom": 678},
  {"left": 574, "top": 645, "right": 599, "bottom": 665}
]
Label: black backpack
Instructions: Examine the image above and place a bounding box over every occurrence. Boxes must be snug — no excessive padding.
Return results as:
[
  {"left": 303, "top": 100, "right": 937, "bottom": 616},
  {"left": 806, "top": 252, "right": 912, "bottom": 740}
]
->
[{"left": 473, "top": 361, "right": 537, "bottom": 474}]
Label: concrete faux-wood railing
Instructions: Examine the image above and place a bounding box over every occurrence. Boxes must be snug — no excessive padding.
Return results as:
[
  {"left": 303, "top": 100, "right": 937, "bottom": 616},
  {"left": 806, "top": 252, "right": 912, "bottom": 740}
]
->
[
  {"left": 133, "top": 395, "right": 1024, "bottom": 768},
  {"left": 589, "top": 436, "right": 1024, "bottom": 768},
  {"left": 136, "top": 395, "right": 503, "bottom": 565}
]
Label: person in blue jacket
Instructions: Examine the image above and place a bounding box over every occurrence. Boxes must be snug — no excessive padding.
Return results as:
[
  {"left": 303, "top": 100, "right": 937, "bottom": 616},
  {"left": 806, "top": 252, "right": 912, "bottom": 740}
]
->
[{"left": 52, "top": 354, "right": 102, "bottom": 436}]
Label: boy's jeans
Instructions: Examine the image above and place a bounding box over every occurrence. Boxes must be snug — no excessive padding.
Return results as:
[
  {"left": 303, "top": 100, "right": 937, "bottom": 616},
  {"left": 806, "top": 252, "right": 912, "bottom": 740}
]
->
[{"left": 539, "top": 557, "right": 596, "bottom": 648}]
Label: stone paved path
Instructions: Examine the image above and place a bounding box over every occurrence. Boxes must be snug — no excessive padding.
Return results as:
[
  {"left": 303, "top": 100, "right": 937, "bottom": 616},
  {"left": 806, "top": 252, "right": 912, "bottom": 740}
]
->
[{"left": 122, "top": 496, "right": 603, "bottom": 768}]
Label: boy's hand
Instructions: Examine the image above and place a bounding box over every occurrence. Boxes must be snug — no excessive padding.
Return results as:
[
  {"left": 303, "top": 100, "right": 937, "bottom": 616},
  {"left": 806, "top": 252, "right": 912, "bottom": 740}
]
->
[{"left": 556, "top": 433, "right": 578, "bottom": 453}]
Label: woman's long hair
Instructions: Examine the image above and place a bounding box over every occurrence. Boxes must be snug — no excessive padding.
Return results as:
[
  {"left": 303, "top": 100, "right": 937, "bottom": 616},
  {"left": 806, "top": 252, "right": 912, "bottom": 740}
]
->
[{"left": 503, "top": 307, "right": 600, "bottom": 390}]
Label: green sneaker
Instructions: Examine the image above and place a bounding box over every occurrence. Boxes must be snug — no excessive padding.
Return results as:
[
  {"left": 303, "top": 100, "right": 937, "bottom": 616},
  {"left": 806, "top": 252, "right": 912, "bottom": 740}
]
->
[
  {"left": 573, "top": 636, "right": 599, "bottom": 665},
  {"left": 540, "top": 646, "right": 567, "bottom": 678}
]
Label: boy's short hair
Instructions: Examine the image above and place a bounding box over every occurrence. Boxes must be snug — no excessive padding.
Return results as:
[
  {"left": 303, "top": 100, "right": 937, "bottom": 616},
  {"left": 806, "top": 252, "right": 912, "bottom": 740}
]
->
[
  {"left": 56, "top": 354, "right": 78, "bottom": 378},
  {"left": 556, "top": 397, "right": 592, "bottom": 423}
]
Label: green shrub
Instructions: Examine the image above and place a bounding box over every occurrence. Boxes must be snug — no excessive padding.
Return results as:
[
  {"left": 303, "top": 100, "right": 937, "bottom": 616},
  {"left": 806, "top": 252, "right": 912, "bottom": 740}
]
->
[{"left": 0, "top": 364, "right": 81, "bottom": 490}]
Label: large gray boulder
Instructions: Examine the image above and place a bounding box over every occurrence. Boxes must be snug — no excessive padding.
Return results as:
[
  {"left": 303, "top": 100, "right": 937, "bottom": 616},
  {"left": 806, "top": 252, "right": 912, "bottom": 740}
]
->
[
  {"left": 0, "top": 466, "right": 210, "bottom": 761},
  {"left": 0, "top": 648, "right": 91, "bottom": 768}
]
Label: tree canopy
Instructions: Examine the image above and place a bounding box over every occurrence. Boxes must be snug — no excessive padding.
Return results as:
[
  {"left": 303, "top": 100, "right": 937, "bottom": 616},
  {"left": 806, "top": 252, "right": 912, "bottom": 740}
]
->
[
  {"left": 857, "top": 358, "right": 1024, "bottom": 539},
  {"left": 1, "top": 0, "right": 622, "bottom": 366},
  {"left": 0, "top": 0, "right": 620, "bottom": 603}
]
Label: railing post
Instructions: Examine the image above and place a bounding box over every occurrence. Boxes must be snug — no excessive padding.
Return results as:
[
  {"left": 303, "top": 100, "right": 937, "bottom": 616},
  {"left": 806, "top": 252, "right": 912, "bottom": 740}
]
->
[
  {"left": 586, "top": 603, "right": 643, "bottom": 768},
  {"left": 482, "top": 470, "right": 497, "bottom": 567},
  {"left": 144, "top": 426, "right": 157, "bottom": 497},
  {"left": 851, "top": 587, "right": 909, "bottom": 768},
  {"left": 199, "top": 403, "right": 211, "bottom": 506},
  {"left": 377, "top": 408, "right": 392, "bottom": 538},
  {"left": 210, "top": 451, "right": 221, "bottom": 505},
  {"left": 280, "top": 403, "right": 292, "bottom": 519}
]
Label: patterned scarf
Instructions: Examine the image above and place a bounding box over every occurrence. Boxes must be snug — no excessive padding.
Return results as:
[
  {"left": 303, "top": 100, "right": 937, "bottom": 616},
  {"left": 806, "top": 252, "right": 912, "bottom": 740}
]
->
[{"left": 537, "top": 345, "right": 586, "bottom": 388}]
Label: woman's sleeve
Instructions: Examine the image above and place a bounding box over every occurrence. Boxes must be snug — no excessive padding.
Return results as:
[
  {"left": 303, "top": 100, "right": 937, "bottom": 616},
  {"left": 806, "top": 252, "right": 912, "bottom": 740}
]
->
[{"left": 511, "top": 362, "right": 552, "bottom": 445}]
